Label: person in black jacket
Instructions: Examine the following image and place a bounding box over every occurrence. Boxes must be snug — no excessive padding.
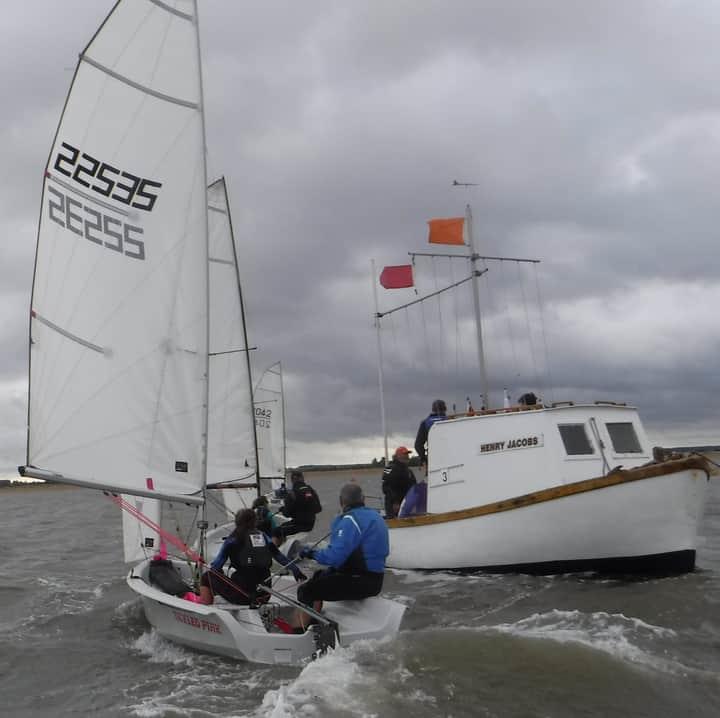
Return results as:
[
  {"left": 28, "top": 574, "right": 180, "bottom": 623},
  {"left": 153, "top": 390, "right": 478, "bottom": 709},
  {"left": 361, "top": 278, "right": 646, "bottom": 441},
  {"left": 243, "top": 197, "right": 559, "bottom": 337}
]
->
[
  {"left": 381, "top": 446, "right": 416, "bottom": 518},
  {"left": 272, "top": 471, "right": 322, "bottom": 546},
  {"left": 414, "top": 399, "right": 447, "bottom": 467}
]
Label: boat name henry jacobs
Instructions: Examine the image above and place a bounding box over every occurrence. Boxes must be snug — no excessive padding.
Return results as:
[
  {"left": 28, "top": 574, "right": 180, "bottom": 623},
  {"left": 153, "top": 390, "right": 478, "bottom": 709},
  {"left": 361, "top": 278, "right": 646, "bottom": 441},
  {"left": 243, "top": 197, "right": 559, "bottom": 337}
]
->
[{"left": 480, "top": 435, "right": 542, "bottom": 453}]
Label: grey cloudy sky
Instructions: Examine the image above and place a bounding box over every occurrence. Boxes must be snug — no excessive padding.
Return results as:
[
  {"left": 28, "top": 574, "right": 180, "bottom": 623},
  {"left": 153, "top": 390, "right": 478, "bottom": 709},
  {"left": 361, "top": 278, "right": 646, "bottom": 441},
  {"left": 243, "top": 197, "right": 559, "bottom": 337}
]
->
[{"left": 2, "top": 0, "right": 719, "bottom": 472}]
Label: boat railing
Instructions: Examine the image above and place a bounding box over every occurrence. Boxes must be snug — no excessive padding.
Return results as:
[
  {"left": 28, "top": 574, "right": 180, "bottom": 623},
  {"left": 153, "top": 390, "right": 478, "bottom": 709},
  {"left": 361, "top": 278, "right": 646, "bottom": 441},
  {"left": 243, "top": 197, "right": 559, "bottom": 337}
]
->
[{"left": 448, "top": 404, "right": 545, "bottom": 419}]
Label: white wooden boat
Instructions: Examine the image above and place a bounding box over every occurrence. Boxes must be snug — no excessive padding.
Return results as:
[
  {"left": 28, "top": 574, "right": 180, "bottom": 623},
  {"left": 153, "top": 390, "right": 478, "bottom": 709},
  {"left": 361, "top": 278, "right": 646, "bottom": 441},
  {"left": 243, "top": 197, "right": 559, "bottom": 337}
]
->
[
  {"left": 388, "top": 402, "right": 710, "bottom": 573},
  {"left": 376, "top": 207, "right": 713, "bottom": 575}
]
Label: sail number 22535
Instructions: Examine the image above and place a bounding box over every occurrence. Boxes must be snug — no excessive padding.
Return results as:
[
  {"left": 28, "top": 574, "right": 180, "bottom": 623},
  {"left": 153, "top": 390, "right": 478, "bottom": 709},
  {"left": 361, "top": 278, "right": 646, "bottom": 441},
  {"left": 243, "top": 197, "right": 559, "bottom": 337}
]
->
[{"left": 54, "top": 142, "right": 162, "bottom": 212}]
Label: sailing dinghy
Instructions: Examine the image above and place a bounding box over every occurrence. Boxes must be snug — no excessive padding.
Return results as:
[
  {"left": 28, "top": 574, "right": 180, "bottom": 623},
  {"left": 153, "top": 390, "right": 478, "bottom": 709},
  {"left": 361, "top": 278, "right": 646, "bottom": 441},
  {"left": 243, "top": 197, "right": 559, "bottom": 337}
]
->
[
  {"left": 376, "top": 206, "right": 712, "bottom": 574},
  {"left": 20, "top": 0, "right": 405, "bottom": 664}
]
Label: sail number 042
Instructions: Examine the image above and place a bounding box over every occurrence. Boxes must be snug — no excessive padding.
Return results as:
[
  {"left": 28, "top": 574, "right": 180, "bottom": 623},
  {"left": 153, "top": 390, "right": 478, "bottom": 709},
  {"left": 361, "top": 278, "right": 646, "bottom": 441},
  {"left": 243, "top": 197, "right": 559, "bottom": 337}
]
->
[{"left": 255, "top": 407, "right": 272, "bottom": 428}]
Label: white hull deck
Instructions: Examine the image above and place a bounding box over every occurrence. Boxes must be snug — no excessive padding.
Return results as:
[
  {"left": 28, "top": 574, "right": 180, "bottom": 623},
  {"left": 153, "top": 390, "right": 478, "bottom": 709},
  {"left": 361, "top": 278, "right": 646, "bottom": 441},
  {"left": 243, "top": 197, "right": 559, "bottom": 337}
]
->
[
  {"left": 388, "top": 457, "right": 710, "bottom": 574},
  {"left": 128, "top": 560, "right": 405, "bottom": 665}
]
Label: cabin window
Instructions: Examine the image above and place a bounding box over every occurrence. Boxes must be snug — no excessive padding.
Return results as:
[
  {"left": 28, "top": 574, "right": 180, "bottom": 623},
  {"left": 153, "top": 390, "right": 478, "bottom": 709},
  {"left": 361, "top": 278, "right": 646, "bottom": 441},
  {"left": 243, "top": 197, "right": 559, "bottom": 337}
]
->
[
  {"left": 558, "top": 424, "right": 594, "bottom": 455},
  {"left": 606, "top": 422, "right": 642, "bottom": 453}
]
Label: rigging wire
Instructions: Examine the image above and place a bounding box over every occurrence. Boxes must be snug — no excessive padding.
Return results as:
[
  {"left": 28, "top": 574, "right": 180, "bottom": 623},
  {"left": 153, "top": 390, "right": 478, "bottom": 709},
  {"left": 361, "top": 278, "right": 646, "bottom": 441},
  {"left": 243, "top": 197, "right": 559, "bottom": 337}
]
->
[
  {"left": 448, "top": 257, "right": 460, "bottom": 376},
  {"left": 419, "top": 296, "right": 432, "bottom": 373},
  {"left": 430, "top": 257, "right": 446, "bottom": 373},
  {"left": 500, "top": 260, "right": 521, "bottom": 391},
  {"left": 517, "top": 262, "right": 541, "bottom": 396},
  {"left": 533, "top": 263, "right": 555, "bottom": 405}
]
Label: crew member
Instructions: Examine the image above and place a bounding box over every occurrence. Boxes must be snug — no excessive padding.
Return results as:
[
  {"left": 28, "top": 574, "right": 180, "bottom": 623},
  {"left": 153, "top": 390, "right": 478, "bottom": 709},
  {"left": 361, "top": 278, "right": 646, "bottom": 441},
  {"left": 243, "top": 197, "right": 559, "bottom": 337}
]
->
[
  {"left": 381, "top": 446, "right": 416, "bottom": 518},
  {"left": 199, "top": 508, "right": 304, "bottom": 605},
  {"left": 291, "top": 483, "right": 389, "bottom": 631},
  {"left": 272, "top": 470, "right": 322, "bottom": 546},
  {"left": 252, "top": 495, "right": 277, "bottom": 536},
  {"left": 414, "top": 399, "right": 447, "bottom": 467}
]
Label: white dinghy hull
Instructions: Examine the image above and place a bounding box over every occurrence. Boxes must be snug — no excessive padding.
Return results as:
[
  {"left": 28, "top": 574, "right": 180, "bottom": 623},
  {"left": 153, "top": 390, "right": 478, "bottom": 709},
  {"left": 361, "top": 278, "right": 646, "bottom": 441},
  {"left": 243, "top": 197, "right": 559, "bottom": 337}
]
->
[{"left": 128, "top": 559, "right": 405, "bottom": 664}]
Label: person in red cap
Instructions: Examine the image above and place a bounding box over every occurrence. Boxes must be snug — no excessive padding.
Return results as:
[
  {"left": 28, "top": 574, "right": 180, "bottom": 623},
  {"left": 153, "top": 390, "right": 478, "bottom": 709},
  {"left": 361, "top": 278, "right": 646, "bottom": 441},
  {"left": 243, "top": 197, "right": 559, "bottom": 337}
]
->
[{"left": 381, "top": 446, "right": 417, "bottom": 518}]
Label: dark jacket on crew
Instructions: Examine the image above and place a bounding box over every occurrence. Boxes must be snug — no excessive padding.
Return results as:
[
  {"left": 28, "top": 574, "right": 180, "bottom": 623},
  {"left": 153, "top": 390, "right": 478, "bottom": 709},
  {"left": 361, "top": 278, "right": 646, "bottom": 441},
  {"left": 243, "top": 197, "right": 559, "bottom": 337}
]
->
[
  {"left": 382, "top": 461, "right": 416, "bottom": 517},
  {"left": 280, "top": 480, "right": 322, "bottom": 528},
  {"left": 414, "top": 412, "right": 447, "bottom": 463},
  {"left": 382, "top": 461, "right": 416, "bottom": 503}
]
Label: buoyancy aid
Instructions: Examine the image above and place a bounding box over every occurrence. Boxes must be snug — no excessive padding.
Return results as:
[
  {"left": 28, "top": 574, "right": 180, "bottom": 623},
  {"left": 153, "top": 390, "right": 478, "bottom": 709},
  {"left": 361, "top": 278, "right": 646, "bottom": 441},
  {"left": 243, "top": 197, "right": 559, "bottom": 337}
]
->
[
  {"left": 228, "top": 531, "right": 272, "bottom": 571},
  {"left": 289, "top": 481, "right": 322, "bottom": 516}
]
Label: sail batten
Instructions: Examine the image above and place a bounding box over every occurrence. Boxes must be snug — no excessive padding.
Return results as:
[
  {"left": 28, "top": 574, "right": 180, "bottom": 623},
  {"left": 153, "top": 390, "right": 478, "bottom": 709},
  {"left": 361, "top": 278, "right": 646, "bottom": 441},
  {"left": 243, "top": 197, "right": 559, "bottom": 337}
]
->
[
  {"left": 148, "top": 0, "right": 194, "bottom": 22},
  {"left": 81, "top": 55, "right": 200, "bottom": 109},
  {"left": 31, "top": 312, "right": 109, "bottom": 354}
]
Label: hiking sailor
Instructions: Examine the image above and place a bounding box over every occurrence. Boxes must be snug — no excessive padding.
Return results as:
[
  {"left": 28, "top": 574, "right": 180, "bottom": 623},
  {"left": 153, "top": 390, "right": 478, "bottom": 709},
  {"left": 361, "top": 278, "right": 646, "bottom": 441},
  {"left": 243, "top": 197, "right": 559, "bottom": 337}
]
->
[{"left": 290, "top": 483, "right": 389, "bottom": 632}]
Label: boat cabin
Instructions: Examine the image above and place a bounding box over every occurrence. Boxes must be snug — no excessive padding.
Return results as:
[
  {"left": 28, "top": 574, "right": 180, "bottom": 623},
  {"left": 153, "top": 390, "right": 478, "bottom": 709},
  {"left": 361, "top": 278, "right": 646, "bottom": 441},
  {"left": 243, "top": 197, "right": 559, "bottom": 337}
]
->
[{"left": 426, "top": 402, "right": 652, "bottom": 514}]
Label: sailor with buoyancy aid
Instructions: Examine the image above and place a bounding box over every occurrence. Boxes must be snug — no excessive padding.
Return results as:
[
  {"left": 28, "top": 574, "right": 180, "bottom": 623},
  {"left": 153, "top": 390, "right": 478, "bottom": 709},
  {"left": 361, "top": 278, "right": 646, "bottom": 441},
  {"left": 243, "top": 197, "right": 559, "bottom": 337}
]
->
[
  {"left": 199, "top": 508, "right": 305, "bottom": 605},
  {"left": 414, "top": 399, "right": 448, "bottom": 466},
  {"left": 272, "top": 470, "right": 322, "bottom": 545}
]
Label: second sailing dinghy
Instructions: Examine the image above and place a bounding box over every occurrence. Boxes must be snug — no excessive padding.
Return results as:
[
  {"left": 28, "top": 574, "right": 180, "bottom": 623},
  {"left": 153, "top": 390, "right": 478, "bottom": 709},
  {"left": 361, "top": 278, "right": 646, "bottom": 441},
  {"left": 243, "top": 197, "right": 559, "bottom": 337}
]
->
[{"left": 20, "top": 0, "right": 404, "bottom": 665}]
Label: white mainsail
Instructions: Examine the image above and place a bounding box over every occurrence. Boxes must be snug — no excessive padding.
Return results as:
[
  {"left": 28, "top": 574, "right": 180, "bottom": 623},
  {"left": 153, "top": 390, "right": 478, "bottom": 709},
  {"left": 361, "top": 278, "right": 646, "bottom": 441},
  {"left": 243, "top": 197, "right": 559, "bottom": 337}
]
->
[
  {"left": 254, "top": 361, "right": 287, "bottom": 489},
  {"left": 25, "top": 0, "right": 208, "bottom": 506},
  {"left": 206, "top": 178, "right": 259, "bottom": 515}
]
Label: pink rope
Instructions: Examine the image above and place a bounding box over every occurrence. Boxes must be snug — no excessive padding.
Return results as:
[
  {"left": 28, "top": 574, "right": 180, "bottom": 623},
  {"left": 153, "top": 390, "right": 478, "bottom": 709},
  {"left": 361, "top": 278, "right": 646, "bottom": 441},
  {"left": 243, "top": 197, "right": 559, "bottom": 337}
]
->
[{"left": 109, "top": 493, "right": 203, "bottom": 563}]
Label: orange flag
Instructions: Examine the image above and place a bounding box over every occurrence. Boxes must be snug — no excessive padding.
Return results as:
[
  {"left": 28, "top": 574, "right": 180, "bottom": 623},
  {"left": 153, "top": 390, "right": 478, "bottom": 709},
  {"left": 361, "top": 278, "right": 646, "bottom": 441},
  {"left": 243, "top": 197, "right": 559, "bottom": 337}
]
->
[{"left": 427, "top": 217, "right": 465, "bottom": 245}]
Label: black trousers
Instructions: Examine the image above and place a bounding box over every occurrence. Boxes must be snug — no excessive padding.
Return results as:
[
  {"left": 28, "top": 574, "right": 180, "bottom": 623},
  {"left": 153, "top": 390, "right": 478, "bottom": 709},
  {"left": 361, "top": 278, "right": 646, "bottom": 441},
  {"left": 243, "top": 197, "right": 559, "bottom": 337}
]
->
[
  {"left": 200, "top": 568, "right": 269, "bottom": 605},
  {"left": 297, "top": 569, "right": 384, "bottom": 605}
]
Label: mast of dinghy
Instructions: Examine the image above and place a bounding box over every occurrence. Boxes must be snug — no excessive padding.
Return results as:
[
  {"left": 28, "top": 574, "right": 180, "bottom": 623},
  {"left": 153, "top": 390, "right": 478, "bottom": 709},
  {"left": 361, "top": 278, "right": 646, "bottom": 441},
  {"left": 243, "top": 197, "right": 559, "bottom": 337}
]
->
[
  {"left": 224, "top": 177, "right": 262, "bottom": 498},
  {"left": 279, "top": 361, "right": 288, "bottom": 482},
  {"left": 193, "top": 0, "right": 211, "bottom": 559},
  {"left": 465, "top": 204, "right": 490, "bottom": 409}
]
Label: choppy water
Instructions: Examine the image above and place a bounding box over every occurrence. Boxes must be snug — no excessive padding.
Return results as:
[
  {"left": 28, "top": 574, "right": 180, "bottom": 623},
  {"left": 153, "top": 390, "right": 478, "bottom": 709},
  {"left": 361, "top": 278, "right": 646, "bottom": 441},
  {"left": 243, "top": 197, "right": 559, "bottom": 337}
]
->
[{"left": 1, "top": 470, "right": 719, "bottom": 717}]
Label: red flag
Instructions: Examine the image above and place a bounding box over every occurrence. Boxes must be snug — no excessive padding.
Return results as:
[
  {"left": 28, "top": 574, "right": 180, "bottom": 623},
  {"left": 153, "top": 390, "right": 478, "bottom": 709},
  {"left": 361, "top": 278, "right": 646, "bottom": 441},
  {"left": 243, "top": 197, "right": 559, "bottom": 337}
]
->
[
  {"left": 428, "top": 217, "right": 465, "bottom": 245},
  {"left": 379, "top": 264, "right": 414, "bottom": 289}
]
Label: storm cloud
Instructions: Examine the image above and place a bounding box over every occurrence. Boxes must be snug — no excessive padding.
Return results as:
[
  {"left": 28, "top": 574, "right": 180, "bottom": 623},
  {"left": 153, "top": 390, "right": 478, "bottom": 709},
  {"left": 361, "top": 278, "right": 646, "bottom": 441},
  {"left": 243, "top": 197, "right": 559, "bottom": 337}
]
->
[{"left": 2, "top": 0, "right": 719, "bottom": 471}]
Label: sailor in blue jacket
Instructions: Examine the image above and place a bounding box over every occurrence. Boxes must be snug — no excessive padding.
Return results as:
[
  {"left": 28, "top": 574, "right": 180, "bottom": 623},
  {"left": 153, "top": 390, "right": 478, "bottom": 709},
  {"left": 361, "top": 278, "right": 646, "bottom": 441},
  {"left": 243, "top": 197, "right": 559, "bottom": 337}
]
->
[
  {"left": 292, "top": 483, "right": 388, "bottom": 627},
  {"left": 414, "top": 398, "right": 447, "bottom": 465}
]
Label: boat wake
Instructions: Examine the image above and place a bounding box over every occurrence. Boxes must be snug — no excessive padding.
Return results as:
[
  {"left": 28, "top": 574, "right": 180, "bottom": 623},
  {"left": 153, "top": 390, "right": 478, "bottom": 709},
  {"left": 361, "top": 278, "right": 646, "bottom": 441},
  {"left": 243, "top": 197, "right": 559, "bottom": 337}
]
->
[
  {"left": 4, "top": 575, "right": 110, "bottom": 637},
  {"left": 35, "top": 575, "right": 108, "bottom": 614},
  {"left": 484, "top": 608, "right": 684, "bottom": 674},
  {"left": 131, "top": 629, "right": 197, "bottom": 667},
  {"left": 253, "top": 637, "right": 404, "bottom": 718}
]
